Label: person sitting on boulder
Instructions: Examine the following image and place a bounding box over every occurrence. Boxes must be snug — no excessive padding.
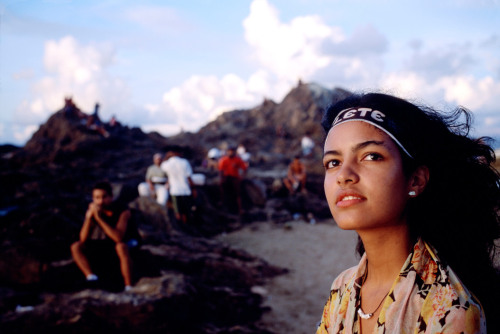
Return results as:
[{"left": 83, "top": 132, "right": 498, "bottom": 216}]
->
[
  {"left": 283, "top": 155, "right": 307, "bottom": 194},
  {"left": 63, "top": 96, "right": 86, "bottom": 120},
  {"left": 70, "top": 181, "right": 134, "bottom": 291},
  {"left": 137, "top": 153, "right": 168, "bottom": 206}
]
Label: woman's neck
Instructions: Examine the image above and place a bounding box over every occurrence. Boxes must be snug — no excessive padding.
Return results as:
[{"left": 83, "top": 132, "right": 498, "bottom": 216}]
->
[{"left": 358, "top": 225, "right": 413, "bottom": 284}]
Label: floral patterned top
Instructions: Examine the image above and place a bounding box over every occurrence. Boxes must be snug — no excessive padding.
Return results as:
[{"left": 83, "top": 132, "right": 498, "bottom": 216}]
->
[{"left": 316, "top": 239, "right": 486, "bottom": 334}]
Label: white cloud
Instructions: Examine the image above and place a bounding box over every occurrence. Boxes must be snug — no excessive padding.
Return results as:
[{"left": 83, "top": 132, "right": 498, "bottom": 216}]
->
[
  {"left": 439, "top": 75, "right": 500, "bottom": 111},
  {"left": 16, "top": 35, "right": 132, "bottom": 128},
  {"left": 380, "top": 71, "right": 500, "bottom": 116},
  {"left": 15, "top": 99, "right": 46, "bottom": 123},
  {"left": 243, "top": 0, "right": 337, "bottom": 81},
  {"left": 220, "top": 74, "right": 255, "bottom": 102},
  {"left": 144, "top": 104, "right": 160, "bottom": 115},
  {"left": 44, "top": 36, "right": 114, "bottom": 83},
  {"left": 141, "top": 123, "right": 181, "bottom": 137},
  {"left": 247, "top": 70, "right": 271, "bottom": 94},
  {"left": 121, "top": 2, "right": 500, "bottom": 140},
  {"left": 157, "top": 74, "right": 262, "bottom": 134},
  {"left": 13, "top": 125, "right": 39, "bottom": 144},
  {"left": 12, "top": 1, "right": 500, "bottom": 146},
  {"left": 30, "top": 98, "right": 46, "bottom": 116},
  {"left": 380, "top": 72, "right": 439, "bottom": 101},
  {"left": 242, "top": 0, "right": 392, "bottom": 91},
  {"left": 145, "top": 0, "right": 365, "bottom": 137},
  {"left": 378, "top": 70, "right": 500, "bottom": 141},
  {"left": 0, "top": 121, "right": 39, "bottom": 146}
]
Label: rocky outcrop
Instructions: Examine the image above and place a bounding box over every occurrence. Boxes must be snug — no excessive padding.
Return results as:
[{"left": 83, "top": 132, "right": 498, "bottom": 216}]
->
[
  {"left": 168, "top": 82, "right": 351, "bottom": 165},
  {"left": 0, "top": 195, "right": 286, "bottom": 333},
  {"left": 0, "top": 82, "right": 351, "bottom": 333}
]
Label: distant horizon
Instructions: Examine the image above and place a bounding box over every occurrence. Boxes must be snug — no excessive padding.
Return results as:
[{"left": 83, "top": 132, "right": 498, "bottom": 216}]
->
[{"left": 2, "top": 0, "right": 499, "bottom": 146}]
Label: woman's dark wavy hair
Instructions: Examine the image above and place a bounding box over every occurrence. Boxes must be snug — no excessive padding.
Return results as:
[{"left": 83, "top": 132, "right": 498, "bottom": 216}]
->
[{"left": 322, "top": 92, "right": 500, "bottom": 329}]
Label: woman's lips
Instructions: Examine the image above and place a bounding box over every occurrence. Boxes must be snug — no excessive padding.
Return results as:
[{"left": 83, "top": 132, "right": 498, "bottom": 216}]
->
[{"left": 336, "top": 193, "right": 365, "bottom": 208}]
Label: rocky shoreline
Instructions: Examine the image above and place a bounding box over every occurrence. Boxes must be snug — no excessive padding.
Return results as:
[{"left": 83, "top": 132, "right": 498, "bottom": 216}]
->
[{"left": 0, "top": 82, "right": 352, "bottom": 332}]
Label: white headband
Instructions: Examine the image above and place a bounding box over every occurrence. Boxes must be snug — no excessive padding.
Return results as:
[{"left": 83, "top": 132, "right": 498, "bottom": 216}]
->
[{"left": 324, "top": 107, "right": 413, "bottom": 159}]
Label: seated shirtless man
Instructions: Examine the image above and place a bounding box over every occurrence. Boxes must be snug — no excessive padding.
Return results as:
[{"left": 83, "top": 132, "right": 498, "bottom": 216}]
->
[
  {"left": 71, "top": 181, "right": 133, "bottom": 291},
  {"left": 283, "top": 155, "right": 307, "bottom": 194}
]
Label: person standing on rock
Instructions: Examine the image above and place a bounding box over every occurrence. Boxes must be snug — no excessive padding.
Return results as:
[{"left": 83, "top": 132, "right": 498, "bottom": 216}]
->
[
  {"left": 317, "top": 93, "right": 499, "bottom": 333},
  {"left": 206, "top": 147, "right": 221, "bottom": 171},
  {"left": 301, "top": 131, "right": 315, "bottom": 158},
  {"left": 137, "top": 153, "right": 168, "bottom": 206},
  {"left": 71, "top": 181, "right": 134, "bottom": 291},
  {"left": 218, "top": 146, "right": 248, "bottom": 215},
  {"left": 161, "top": 148, "right": 196, "bottom": 224}
]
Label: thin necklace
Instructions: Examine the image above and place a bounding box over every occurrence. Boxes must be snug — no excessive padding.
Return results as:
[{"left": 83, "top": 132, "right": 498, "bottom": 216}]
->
[{"left": 357, "top": 267, "right": 390, "bottom": 320}]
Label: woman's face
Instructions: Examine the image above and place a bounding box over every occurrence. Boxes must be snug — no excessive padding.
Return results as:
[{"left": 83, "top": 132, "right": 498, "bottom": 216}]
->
[{"left": 323, "top": 121, "right": 411, "bottom": 231}]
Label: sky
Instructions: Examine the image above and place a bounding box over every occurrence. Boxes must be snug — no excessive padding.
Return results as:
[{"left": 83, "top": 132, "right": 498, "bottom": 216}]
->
[{"left": 1, "top": 0, "right": 500, "bottom": 146}]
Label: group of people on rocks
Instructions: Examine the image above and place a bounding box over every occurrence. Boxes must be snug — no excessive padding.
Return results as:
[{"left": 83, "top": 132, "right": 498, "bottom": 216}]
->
[
  {"left": 204, "top": 142, "right": 312, "bottom": 208},
  {"left": 63, "top": 97, "right": 119, "bottom": 137},
  {"left": 137, "top": 148, "right": 197, "bottom": 224},
  {"left": 139, "top": 145, "right": 253, "bottom": 217},
  {"left": 69, "top": 142, "right": 312, "bottom": 292},
  {"left": 64, "top": 93, "right": 317, "bottom": 294}
]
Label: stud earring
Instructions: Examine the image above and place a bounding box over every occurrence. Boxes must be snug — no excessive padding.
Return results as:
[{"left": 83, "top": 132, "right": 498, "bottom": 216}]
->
[{"left": 408, "top": 191, "right": 416, "bottom": 196}]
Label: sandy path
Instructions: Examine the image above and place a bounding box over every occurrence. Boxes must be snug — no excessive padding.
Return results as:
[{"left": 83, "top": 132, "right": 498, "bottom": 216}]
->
[{"left": 216, "top": 219, "right": 359, "bottom": 334}]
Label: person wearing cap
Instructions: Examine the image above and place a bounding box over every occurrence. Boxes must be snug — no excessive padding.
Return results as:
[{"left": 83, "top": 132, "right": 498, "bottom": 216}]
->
[
  {"left": 218, "top": 146, "right": 248, "bottom": 215},
  {"left": 317, "top": 93, "right": 498, "bottom": 333},
  {"left": 137, "top": 153, "right": 168, "bottom": 206},
  {"left": 206, "top": 147, "right": 221, "bottom": 171}
]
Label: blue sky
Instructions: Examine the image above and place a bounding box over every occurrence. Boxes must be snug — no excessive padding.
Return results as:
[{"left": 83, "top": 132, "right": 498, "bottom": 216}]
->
[{"left": 1, "top": 0, "right": 499, "bottom": 146}]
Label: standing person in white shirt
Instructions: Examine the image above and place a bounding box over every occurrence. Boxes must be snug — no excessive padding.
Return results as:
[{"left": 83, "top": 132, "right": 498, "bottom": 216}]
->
[
  {"left": 301, "top": 132, "right": 315, "bottom": 157},
  {"left": 137, "top": 153, "right": 168, "bottom": 206},
  {"left": 161, "top": 149, "right": 196, "bottom": 224}
]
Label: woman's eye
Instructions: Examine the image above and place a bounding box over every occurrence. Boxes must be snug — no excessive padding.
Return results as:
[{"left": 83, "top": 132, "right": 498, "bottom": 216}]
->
[
  {"left": 363, "top": 153, "right": 383, "bottom": 161},
  {"left": 324, "top": 159, "right": 340, "bottom": 169}
]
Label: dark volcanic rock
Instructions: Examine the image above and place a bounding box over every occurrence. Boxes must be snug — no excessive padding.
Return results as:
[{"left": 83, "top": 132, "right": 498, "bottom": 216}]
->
[
  {"left": 1, "top": 236, "right": 284, "bottom": 333},
  {"left": 0, "top": 82, "right": 350, "bottom": 333}
]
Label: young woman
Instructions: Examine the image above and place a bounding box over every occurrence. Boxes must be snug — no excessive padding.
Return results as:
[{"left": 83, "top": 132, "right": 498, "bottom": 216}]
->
[{"left": 316, "top": 93, "right": 499, "bottom": 333}]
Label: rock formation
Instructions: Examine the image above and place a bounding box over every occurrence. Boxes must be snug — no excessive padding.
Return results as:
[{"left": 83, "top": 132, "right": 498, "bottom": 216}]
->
[{"left": 0, "top": 82, "right": 351, "bottom": 333}]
